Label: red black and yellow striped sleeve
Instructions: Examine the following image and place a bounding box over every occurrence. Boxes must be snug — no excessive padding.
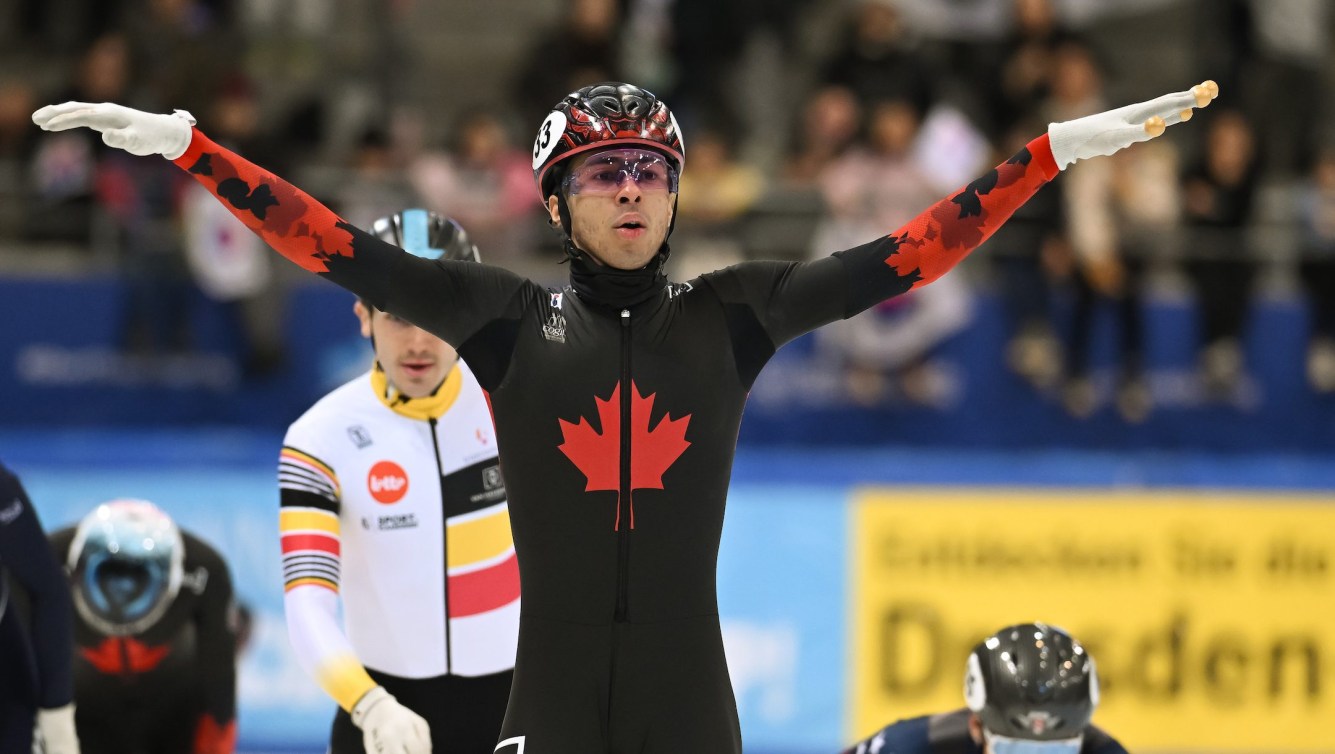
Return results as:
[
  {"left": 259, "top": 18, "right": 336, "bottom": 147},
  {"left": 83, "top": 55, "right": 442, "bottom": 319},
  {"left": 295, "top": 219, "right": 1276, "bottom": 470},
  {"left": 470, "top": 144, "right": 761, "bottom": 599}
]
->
[
  {"left": 276, "top": 445, "right": 379, "bottom": 709},
  {"left": 279, "top": 447, "right": 341, "bottom": 593}
]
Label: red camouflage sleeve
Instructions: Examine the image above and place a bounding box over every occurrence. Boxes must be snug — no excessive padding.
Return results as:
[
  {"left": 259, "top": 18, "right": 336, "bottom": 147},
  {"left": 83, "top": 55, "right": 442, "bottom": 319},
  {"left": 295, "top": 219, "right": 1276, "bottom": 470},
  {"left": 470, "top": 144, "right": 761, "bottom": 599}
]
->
[
  {"left": 701, "top": 134, "right": 1059, "bottom": 356},
  {"left": 168, "top": 129, "right": 533, "bottom": 373},
  {"left": 832, "top": 134, "right": 1059, "bottom": 317},
  {"left": 171, "top": 131, "right": 358, "bottom": 275}
]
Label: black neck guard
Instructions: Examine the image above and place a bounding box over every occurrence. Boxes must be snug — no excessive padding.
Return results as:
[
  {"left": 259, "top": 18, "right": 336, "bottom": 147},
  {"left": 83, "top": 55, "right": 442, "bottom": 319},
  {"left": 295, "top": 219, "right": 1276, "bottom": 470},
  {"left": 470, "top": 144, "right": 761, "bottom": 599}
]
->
[{"left": 566, "top": 241, "right": 669, "bottom": 309}]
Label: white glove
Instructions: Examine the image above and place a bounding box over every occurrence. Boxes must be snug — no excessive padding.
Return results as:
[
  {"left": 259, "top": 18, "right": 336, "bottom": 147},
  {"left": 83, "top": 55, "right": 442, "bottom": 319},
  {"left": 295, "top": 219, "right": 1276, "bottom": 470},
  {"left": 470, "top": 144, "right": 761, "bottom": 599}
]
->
[
  {"left": 34, "top": 704, "right": 80, "bottom": 754},
  {"left": 1048, "top": 80, "right": 1219, "bottom": 170},
  {"left": 350, "top": 686, "right": 431, "bottom": 754},
  {"left": 31, "top": 102, "right": 196, "bottom": 160}
]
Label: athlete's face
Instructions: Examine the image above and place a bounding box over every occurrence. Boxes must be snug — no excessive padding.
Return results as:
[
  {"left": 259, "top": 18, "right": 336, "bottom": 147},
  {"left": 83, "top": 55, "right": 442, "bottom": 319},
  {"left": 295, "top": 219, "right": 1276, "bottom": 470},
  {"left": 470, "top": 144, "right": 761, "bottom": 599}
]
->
[
  {"left": 548, "top": 148, "right": 676, "bottom": 270},
  {"left": 355, "top": 301, "right": 458, "bottom": 398}
]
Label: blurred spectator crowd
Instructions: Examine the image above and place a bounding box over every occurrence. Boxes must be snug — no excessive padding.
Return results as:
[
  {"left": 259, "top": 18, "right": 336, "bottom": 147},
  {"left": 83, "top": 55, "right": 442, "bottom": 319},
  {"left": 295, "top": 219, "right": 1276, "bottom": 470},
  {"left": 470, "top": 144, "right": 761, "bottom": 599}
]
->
[{"left": 2, "top": 0, "right": 1335, "bottom": 421}]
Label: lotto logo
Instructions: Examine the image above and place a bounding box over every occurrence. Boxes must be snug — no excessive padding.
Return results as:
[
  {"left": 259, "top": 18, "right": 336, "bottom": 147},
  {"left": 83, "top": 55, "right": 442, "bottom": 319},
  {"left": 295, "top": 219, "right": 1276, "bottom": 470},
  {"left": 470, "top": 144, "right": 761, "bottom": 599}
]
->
[{"left": 368, "top": 461, "right": 409, "bottom": 504}]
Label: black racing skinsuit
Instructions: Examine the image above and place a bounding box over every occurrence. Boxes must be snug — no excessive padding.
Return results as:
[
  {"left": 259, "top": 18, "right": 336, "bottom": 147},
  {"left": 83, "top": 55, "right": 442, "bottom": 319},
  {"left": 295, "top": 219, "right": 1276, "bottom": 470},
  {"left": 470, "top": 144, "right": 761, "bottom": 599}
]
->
[
  {"left": 49, "top": 528, "right": 238, "bottom": 754},
  {"left": 168, "top": 129, "right": 1058, "bottom": 752}
]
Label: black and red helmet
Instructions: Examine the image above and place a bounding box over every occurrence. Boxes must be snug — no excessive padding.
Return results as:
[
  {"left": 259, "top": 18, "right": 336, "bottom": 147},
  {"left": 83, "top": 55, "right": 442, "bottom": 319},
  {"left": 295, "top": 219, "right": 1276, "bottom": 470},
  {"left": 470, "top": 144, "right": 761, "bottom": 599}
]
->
[{"left": 532, "top": 82, "right": 686, "bottom": 200}]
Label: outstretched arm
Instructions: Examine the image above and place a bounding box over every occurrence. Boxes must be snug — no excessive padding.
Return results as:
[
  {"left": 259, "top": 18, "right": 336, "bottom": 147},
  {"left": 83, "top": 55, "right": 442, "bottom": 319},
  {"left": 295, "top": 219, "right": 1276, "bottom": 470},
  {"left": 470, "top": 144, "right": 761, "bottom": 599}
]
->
[
  {"left": 705, "top": 81, "right": 1219, "bottom": 357},
  {"left": 31, "top": 103, "right": 530, "bottom": 353},
  {"left": 32, "top": 103, "right": 397, "bottom": 285},
  {"left": 834, "top": 81, "right": 1219, "bottom": 318}
]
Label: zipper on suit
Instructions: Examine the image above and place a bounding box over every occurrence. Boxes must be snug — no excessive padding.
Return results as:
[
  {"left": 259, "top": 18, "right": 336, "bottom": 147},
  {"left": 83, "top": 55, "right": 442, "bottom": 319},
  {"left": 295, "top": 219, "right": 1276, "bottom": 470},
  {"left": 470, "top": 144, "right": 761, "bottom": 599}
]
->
[
  {"left": 428, "top": 418, "right": 453, "bottom": 672},
  {"left": 615, "top": 308, "right": 632, "bottom": 622},
  {"left": 118, "top": 637, "right": 131, "bottom": 677}
]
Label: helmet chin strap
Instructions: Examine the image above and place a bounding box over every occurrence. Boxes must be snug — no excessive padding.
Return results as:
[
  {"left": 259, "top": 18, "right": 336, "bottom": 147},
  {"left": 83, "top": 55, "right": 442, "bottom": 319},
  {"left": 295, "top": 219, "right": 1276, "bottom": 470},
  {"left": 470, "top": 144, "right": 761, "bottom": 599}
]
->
[{"left": 556, "top": 191, "right": 574, "bottom": 243}]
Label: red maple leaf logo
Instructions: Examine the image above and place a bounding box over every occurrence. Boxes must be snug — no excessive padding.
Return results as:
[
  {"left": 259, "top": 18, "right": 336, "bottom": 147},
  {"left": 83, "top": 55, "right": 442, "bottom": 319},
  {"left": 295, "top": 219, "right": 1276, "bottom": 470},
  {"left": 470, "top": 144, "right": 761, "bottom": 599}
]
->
[
  {"left": 558, "top": 381, "right": 691, "bottom": 529},
  {"left": 81, "top": 636, "right": 172, "bottom": 674}
]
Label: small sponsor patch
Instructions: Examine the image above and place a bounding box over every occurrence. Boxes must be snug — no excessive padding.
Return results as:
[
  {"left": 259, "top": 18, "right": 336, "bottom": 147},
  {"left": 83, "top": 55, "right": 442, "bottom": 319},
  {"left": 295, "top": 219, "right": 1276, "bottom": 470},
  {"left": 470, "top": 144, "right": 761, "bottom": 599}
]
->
[
  {"left": 483, "top": 465, "right": 503, "bottom": 491},
  {"left": 347, "top": 425, "right": 372, "bottom": 449},
  {"left": 368, "top": 461, "right": 409, "bottom": 504},
  {"left": 543, "top": 312, "right": 567, "bottom": 343},
  {"left": 668, "top": 282, "right": 693, "bottom": 299},
  {"left": 378, "top": 513, "right": 419, "bottom": 530}
]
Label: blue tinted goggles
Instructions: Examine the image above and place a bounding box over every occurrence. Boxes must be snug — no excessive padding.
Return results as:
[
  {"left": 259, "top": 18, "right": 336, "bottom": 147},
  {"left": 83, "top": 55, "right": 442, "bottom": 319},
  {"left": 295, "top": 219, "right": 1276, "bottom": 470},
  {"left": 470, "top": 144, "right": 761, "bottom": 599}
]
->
[
  {"left": 984, "top": 730, "right": 1083, "bottom": 754},
  {"left": 563, "top": 149, "right": 679, "bottom": 196}
]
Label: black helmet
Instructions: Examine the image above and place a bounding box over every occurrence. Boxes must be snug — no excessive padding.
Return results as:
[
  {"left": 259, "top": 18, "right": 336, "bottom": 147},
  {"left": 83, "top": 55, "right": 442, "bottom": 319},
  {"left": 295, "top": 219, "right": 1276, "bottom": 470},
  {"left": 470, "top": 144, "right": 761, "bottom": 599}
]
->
[
  {"left": 965, "top": 623, "right": 1098, "bottom": 741},
  {"left": 371, "top": 209, "right": 480, "bottom": 262},
  {"left": 531, "top": 82, "right": 685, "bottom": 201},
  {"left": 68, "top": 500, "right": 184, "bottom": 636}
]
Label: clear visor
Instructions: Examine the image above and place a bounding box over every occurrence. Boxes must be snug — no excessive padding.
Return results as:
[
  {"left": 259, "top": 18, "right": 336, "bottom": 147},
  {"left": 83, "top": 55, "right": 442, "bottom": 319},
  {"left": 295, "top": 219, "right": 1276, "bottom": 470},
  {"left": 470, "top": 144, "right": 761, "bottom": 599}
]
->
[
  {"left": 84, "top": 553, "right": 169, "bottom": 624},
  {"left": 563, "top": 148, "right": 679, "bottom": 196},
  {"left": 70, "top": 500, "right": 182, "bottom": 634},
  {"left": 984, "top": 730, "right": 1083, "bottom": 754}
]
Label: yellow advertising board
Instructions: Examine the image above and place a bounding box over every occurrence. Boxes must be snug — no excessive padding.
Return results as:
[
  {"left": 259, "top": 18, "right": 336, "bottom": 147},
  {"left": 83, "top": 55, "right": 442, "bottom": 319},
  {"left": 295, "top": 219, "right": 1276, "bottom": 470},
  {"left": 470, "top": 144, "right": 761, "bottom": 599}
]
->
[{"left": 851, "top": 489, "right": 1335, "bottom": 752}]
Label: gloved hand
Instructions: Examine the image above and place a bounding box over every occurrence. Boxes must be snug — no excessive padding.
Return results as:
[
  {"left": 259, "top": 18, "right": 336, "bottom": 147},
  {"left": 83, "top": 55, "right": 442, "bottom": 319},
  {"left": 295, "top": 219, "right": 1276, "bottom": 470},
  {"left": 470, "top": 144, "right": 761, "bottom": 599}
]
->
[
  {"left": 34, "top": 703, "right": 81, "bottom": 754},
  {"left": 350, "top": 686, "right": 431, "bottom": 754},
  {"left": 1048, "top": 80, "right": 1218, "bottom": 170},
  {"left": 31, "top": 102, "right": 196, "bottom": 160}
]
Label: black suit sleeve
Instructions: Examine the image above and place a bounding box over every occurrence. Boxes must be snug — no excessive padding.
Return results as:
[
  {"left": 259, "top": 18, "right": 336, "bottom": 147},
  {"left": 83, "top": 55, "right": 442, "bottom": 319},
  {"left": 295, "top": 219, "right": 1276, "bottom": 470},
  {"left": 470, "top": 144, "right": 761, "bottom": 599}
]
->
[
  {"left": 699, "top": 136, "right": 1060, "bottom": 389},
  {"left": 0, "top": 463, "right": 74, "bottom": 709}
]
